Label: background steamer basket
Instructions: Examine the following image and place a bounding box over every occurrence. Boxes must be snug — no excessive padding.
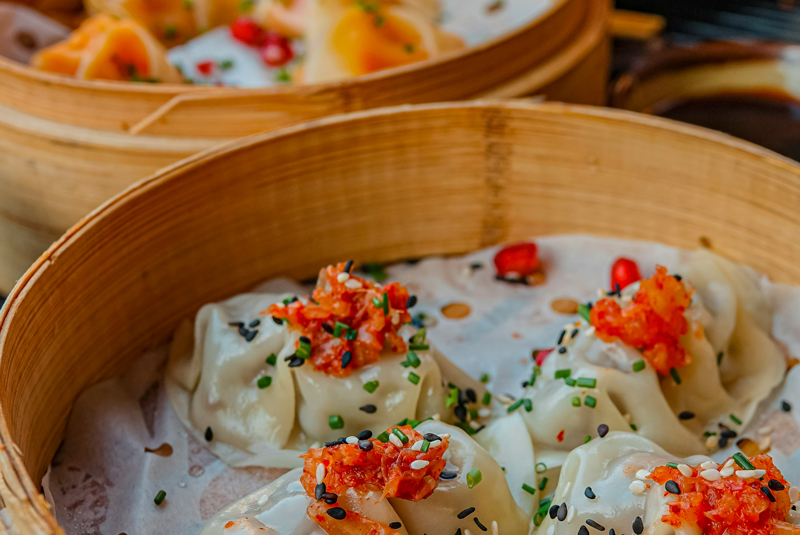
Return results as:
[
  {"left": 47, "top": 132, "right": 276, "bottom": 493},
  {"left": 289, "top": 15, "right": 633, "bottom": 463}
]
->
[
  {"left": 0, "top": 0, "right": 611, "bottom": 295},
  {"left": 6, "top": 100, "right": 800, "bottom": 533}
]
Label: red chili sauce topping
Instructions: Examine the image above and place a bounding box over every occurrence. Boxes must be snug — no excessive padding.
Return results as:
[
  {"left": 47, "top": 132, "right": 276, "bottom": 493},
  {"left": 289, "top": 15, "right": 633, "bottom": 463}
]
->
[
  {"left": 590, "top": 266, "right": 693, "bottom": 375},
  {"left": 300, "top": 425, "right": 449, "bottom": 502},
  {"left": 649, "top": 455, "right": 798, "bottom": 535},
  {"left": 264, "top": 263, "right": 412, "bottom": 377}
]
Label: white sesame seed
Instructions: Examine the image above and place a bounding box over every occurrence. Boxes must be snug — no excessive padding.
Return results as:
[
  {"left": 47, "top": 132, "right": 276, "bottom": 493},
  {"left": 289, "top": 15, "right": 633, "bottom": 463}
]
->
[
  {"left": 736, "top": 470, "right": 759, "bottom": 479},
  {"left": 700, "top": 461, "right": 718, "bottom": 470},
  {"left": 585, "top": 326, "right": 596, "bottom": 337},
  {"left": 621, "top": 295, "right": 632, "bottom": 303},
  {"left": 410, "top": 460, "right": 430, "bottom": 470},
  {"left": 546, "top": 526, "right": 554, "bottom": 535},
  {"left": 597, "top": 288, "right": 606, "bottom": 298},
  {"left": 389, "top": 434, "right": 403, "bottom": 448},
  {"left": 430, "top": 440, "right": 442, "bottom": 448},
  {"left": 497, "top": 395, "right": 513, "bottom": 405},
  {"left": 566, "top": 506, "right": 576, "bottom": 523},
  {"left": 723, "top": 458, "right": 735, "bottom": 469},
  {"left": 629, "top": 480, "right": 646, "bottom": 494},
  {"left": 344, "top": 279, "right": 361, "bottom": 289},
  {"left": 470, "top": 421, "right": 481, "bottom": 429},
  {"left": 337, "top": 272, "right": 350, "bottom": 283},
  {"left": 759, "top": 426, "right": 773, "bottom": 435},
  {"left": 754, "top": 469, "right": 767, "bottom": 478},
  {"left": 411, "top": 440, "right": 423, "bottom": 451},
  {"left": 790, "top": 486, "right": 800, "bottom": 503},
  {"left": 720, "top": 467, "right": 734, "bottom": 477},
  {"left": 465, "top": 529, "right": 473, "bottom": 535},
  {"left": 257, "top": 494, "right": 269, "bottom": 506},
  {"left": 700, "top": 469, "right": 722, "bottom": 481},
  {"left": 479, "top": 408, "right": 492, "bottom": 418},
  {"left": 346, "top": 436, "right": 358, "bottom": 445},
  {"left": 316, "top": 464, "right": 325, "bottom": 484},
  {"left": 636, "top": 470, "right": 651, "bottom": 480},
  {"left": 705, "top": 435, "right": 718, "bottom": 449},
  {"left": 677, "top": 464, "right": 692, "bottom": 477},
  {"left": 432, "top": 413, "right": 441, "bottom": 421},
  {"left": 759, "top": 436, "right": 772, "bottom": 450},
  {"left": 492, "top": 521, "right": 499, "bottom": 535}
]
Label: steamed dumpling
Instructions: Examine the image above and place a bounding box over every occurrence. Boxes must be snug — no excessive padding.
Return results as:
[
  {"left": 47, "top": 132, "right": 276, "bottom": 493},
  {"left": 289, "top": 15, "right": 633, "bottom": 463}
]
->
[
  {"left": 201, "top": 421, "right": 532, "bottom": 535},
  {"left": 542, "top": 432, "right": 800, "bottom": 535},
  {"left": 517, "top": 250, "right": 785, "bottom": 457}
]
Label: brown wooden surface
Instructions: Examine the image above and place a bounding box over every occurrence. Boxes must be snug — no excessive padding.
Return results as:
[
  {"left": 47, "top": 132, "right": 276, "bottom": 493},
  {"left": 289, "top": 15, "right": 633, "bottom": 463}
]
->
[{"left": 7, "top": 101, "right": 800, "bottom": 533}]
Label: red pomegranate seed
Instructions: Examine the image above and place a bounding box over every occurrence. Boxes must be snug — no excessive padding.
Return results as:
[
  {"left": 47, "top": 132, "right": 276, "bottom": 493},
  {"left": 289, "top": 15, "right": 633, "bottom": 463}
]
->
[
  {"left": 493, "top": 242, "right": 539, "bottom": 278},
  {"left": 610, "top": 257, "right": 641, "bottom": 291}
]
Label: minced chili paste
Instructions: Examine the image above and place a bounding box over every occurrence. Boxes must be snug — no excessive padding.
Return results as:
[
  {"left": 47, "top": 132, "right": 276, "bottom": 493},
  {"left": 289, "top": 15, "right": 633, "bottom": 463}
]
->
[
  {"left": 649, "top": 455, "right": 797, "bottom": 535},
  {"left": 300, "top": 425, "right": 448, "bottom": 502},
  {"left": 264, "top": 263, "right": 412, "bottom": 377},
  {"left": 590, "top": 266, "right": 693, "bottom": 375}
]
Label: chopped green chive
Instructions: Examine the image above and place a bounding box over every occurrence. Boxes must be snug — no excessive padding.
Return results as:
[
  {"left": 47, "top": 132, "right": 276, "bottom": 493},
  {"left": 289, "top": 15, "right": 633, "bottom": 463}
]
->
[
  {"left": 730, "top": 414, "right": 742, "bottom": 425},
  {"left": 717, "top": 351, "right": 724, "bottom": 365},
  {"left": 630, "top": 423, "right": 638, "bottom": 431},
  {"left": 507, "top": 399, "right": 524, "bottom": 413},
  {"left": 344, "top": 329, "right": 357, "bottom": 341},
  {"left": 576, "top": 377, "right": 597, "bottom": 388},
  {"left": 584, "top": 435, "right": 592, "bottom": 443},
  {"left": 333, "top": 321, "right": 349, "bottom": 337},
  {"left": 296, "top": 339, "right": 311, "bottom": 359},
  {"left": 670, "top": 367, "right": 682, "bottom": 385},
  {"left": 666, "top": 462, "right": 678, "bottom": 469},
  {"left": 703, "top": 431, "right": 717, "bottom": 437},
  {"left": 533, "top": 511, "right": 545, "bottom": 526},
  {"left": 584, "top": 396, "right": 597, "bottom": 408},
  {"left": 522, "top": 483, "right": 537, "bottom": 495},
  {"left": 535, "top": 462, "right": 547, "bottom": 474},
  {"left": 554, "top": 368, "right": 571, "bottom": 379},
  {"left": 409, "top": 344, "right": 429, "bottom": 351},
  {"left": 733, "top": 452, "right": 755, "bottom": 470},
  {"left": 454, "top": 421, "right": 476, "bottom": 435},
  {"left": 412, "top": 328, "right": 427, "bottom": 346},
  {"left": 538, "top": 477, "right": 548, "bottom": 491},
  {"left": 421, "top": 439, "right": 430, "bottom": 452},
  {"left": 154, "top": 490, "right": 166, "bottom": 505},
  {"left": 372, "top": 297, "right": 383, "bottom": 308},
  {"left": 257, "top": 376, "right": 272, "bottom": 389},
  {"left": 577, "top": 303, "right": 592, "bottom": 322},
  {"left": 523, "top": 399, "right": 533, "bottom": 412},
  {"left": 396, "top": 418, "right": 410, "bottom": 427},
  {"left": 266, "top": 353, "right": 277, "bottom": 366},
  {"left": 480, "top": 373, "right": 489, "bottom": 383},
  {"left": 469, "top": 408, "right": 479, "bottom": 419},
  {"left": 632, "top": 360, "right": 646, "bottom": 372},
  {"left": 381, "top": 292, "right": 389, "bottom": 316},
  {"left": 275, "top": 68, "right": 291, "bottom": 83},
  {"left": 405, "top": 351, "right": 421, "bottom": 368},
  {"left": 219, "top": 59, "right": 234, "bottom": 70},
  {"left": 328, "top": 415, "right": 344, "bottom": 429},
  {"left": 467, "top": 467, "right": 482, "bottom": 488},
  {"left": 446, "top": 387, "right": 459, "bottom": 408},
  {"left": 376, "top": 431, "right": 390, "bottom": 443},
  {"left": 282, "top": 297, "right": 294, "bottom": 305},
  {"left": 571, "top": 396, "right": 581, "bottom": 407},
  {"left": 392, "top": 428, "right": 409, "bottom": 444},
  {"left": 482, "top": 392, "right": 492, "bottom": 406},
  {"left": 362, "top": 263, "right": 387, "bottom": 281},
  {"left": 407, "top": 371, "right": 420, "bottom": 385},
  {"left": 565, "top": 377, "right": 576, "bottom": 386},
  {"left": 363, "top": 380, "right": 379, "bottom": 393}
]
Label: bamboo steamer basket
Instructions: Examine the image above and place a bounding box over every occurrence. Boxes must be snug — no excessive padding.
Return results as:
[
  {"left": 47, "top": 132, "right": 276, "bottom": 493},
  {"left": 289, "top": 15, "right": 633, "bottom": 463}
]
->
[
  {"left": 0, "top": 0, "right": 611, "bottom": 294},
  {"left": 8, "top": 100, "right": 800, "bottom": 533}
]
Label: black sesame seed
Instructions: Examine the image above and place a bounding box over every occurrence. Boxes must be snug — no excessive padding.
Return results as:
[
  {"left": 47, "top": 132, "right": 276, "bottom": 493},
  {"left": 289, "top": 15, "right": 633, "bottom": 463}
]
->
[
  {"left": 358, "top": 440, "right": 373, "bottom": 452},
  {"left": 470, "top": 262, "right": 483, "bottom": 270},
  {"left": 474, "top": 518, "right": 487, "bottom": 532},
  {"left": 720, "top": 429, "right": 737, "bottom": 439},
  {"left": 299, "top": 335, "right": 311, "bottom": 344},
  {"left": 359, "top": 404, "right": 377, "bottom": 414},
  {"left": 407, "top": 295, "right": 417, "bottom": 308},
  {"left": 272, "top": 316, "right": 283, "bottom": 325},
  {"left": 389, "top": 522, "right": 402, "bottom": 529},
  {"left": 762, "top": 487, "right": 776, "bottom": 502},
  {"left": 597, "top": 424, "right": 609, "bottom": 438},
  {"left": 793, "top": 505, "right": 797, "bottom": 511},
  {"left": 284, "top": 355, "right": 295, "bottom": 361},
  {"left": 440, "top": 470, "right": 457, "bottom": 480},
  {"left": 665, "top": 480, "right": 680, "bottom": 495},
  {"left": 322, "top": 323, "right": 334, "bottom": 334},
  {"left": 522, "top": 381, "right": 529, "bottom": 388},
  {"left": 578, "top": 526, "right": 590, "bottom": 535},
  {"left": 769, "top": 479, "right": 785, "bottom": 491},
  {"left": 342, "top": 351, "right": 352, "bottom": 369},
  {"left": 322, "top": 492, "right": 338, "bottom": 504},
  {"left": 557, "top": 502, "right": 567, "bottom": 521},
  {"left": 558, "top": 347, "right": 567, "bottom": 354},
  {"left": 228, "top": 321, "right": 244, "bottom": 328},
  {"left": 674, "top": 275, "right": 682, "bottom": 281},
  {"left": 424, "top": 433, "right": 442, "bottom": 442},
  {"left": 455, "top": 405, "right": 467, "bottom": 422},
  {"left": 718, "top": 436, "right": 729, "bottom": 448},
  {"left": 315, "top": 483, "right": 326, "bottom": 499},
  {"left": 356, "top": 430, "right": 372, "bottom": 440},
  {"left": 557, "top": 330, "right": 566, "bottom": 345},
  {"left": 457, "top": 507, "right": 475, "bottom": 519},
  {"left": 571, "top": 328, "right": 579, "bottom": 339},
  {"left": 327, "top": 507, "right": 346, "bottom": 520},
  {"left": 238, "top": 326, "right": 249, "bottom": 337},
  {"left": 584, "top": 486, "right": 596, "bottom": 499},
  {"left": 610, "top": 530, "right": 616, "bottom": 535},
  {"left": 633, "top": 516, "right": 644, "bottom": 535},
  {"left": 475, "top": 425, "right": 486, "bottom": 433},
  {"left": 783, "top": 401, "right": 792, "bottom": 412},
  {"left": 204, "top": 427, "right": 213, "bottom": 441},
  {"left": 249, "top": 319, "right": 261, "bottom": 328},
  {"left": 678, "top": 411, "right": 695, "bottom": 420},
  {"left": 245, "top": 330, "right": 258, "bottom": 342},
  {"left": 344, "top": 260, "right": 354, "bottom": 273},
  {"left": 458, "top": 390, "right": 469, "bottom": 406},
  {"left": 586, "top": 520, "right": 605, "bottom": 531},
  {"left": 466, "top": 388, "right": 477, "bottom": 403},
  {"left": 549, "top": 504, "right": 559, "bottom": 519},
  {"left": 324, "top": 440, "right": 340, "bottom": 447},
  {"left": 288, "top": 357, "right": 305, "bottom": 367},
  {"left": 456, "top": 529, "right": 462, "bottom": 535}
]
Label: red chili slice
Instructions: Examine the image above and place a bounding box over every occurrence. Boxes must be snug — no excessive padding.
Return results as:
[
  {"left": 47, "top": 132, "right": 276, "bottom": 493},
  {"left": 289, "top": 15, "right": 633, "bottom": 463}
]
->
[
  {"left": 610, "top": 257, "right": 641, "bottom": 291},
  {"left": 230, "top": 17, "right": 267, "bottom": 47},
  {"left": 494, "top": 242, "right": 539, "bottom": 278}
]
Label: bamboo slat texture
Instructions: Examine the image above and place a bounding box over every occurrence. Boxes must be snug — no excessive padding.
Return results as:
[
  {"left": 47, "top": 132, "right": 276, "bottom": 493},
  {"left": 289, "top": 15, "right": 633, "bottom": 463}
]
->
[{"left": 6, "top": 101, "right": 800, "bottom": 533}]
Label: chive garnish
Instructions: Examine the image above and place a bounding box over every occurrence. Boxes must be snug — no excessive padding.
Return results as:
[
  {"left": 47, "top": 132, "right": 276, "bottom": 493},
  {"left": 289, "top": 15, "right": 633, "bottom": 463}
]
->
[
  {"left": 733, "top": 452, "right": 755, "bottom": 470},
  {"left": 669, "top": 367, "right": 682, "bottom": 385},
  {"left": 584, "top": 435, "right": 592, "bottom": 443},
  {"left": 507, "top": 399, "right": 524, "bottom": 413},
  {"left": 257, "top": 376, "right": 272, "bottom": 389},
  {"left": 266, "top": 353, "right": 277, "bottom": 366},
  {"left": 717, "top": 351, "right": 724, "bottom": 365},
  {"left": 328, "top": 415, "right": 344, "bottom": 430},
  {"left": 535, "top": 462, "right": 547, "bottom": 474},
  {"left": 376, "top": 431, "right": 390, "bottom": 443},
  {"left": 467, "top": 468, "right": 482, "bottom": 488},
  {"left": 554, "top": 369, "right": 571, "bottom": 379},
  {"left": 585, "top": 396, "right": 597, "bottom": 408},
  {"left": 405, "top": 351, "right": 421, "bottom": 368},
  {"left": 523, "top": 399, "right": 533, "bottom": 412},
  {"left": 446, "top": 387, "right": 459, "bottom": 408},
  {"left": 407, "top": 372, "right": 420, "bottom": 385},
  {"left": 154, "top": 490, "right": 166, "bottom": 505},
  {"left": 409, "top": 344, "right": 429, "bottom": 350},
  {"left": 565, "top": 377, "right": 576, "bottom": 386},
  {"left": 730, "top": 414, "right": 742, "bottom": 425},
  {"left": 577, "top": 303, "right": 592, "bottom": 322},
  {"left": 382, "top": 292, "right": 389, "bottom": 316},
  {"left": 538, "top": 477, "right": 548, "bottom": 491},
  {"left": 480, "top": 373, "right": 489, "bottom": 383},
  {"left": 632, "top": 360, "right": 645, "bottom": 372},
  {"left": 572, "top": 396, "right": 581, "bottom": 407},
  {"left": 522, "top": 483, "right": 536, "bottom": 495},
  {"left": 363, "top": 380, "right": 379, "bottom": 393},
  {"left": 482, "top": 392, "right": 492, "bottom": 406},
  {"left": 666, "top": 462, "right": 678, "bottom": 469},
  {"left": 576, "top": 377, "right": 597, "bottom": 388},
  {"left": 392, "top": 428, "right": 409, "bottom": 443}
]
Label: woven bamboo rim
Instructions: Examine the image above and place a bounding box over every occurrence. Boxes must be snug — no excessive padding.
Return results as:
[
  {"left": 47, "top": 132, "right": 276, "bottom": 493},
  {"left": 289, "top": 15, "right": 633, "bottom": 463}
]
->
[
  {"left": 5, "top": 100, "right": 800, "bottom": 533},
  {"left": 0, "top": 0, "right": 610, "bottom": 137}
]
